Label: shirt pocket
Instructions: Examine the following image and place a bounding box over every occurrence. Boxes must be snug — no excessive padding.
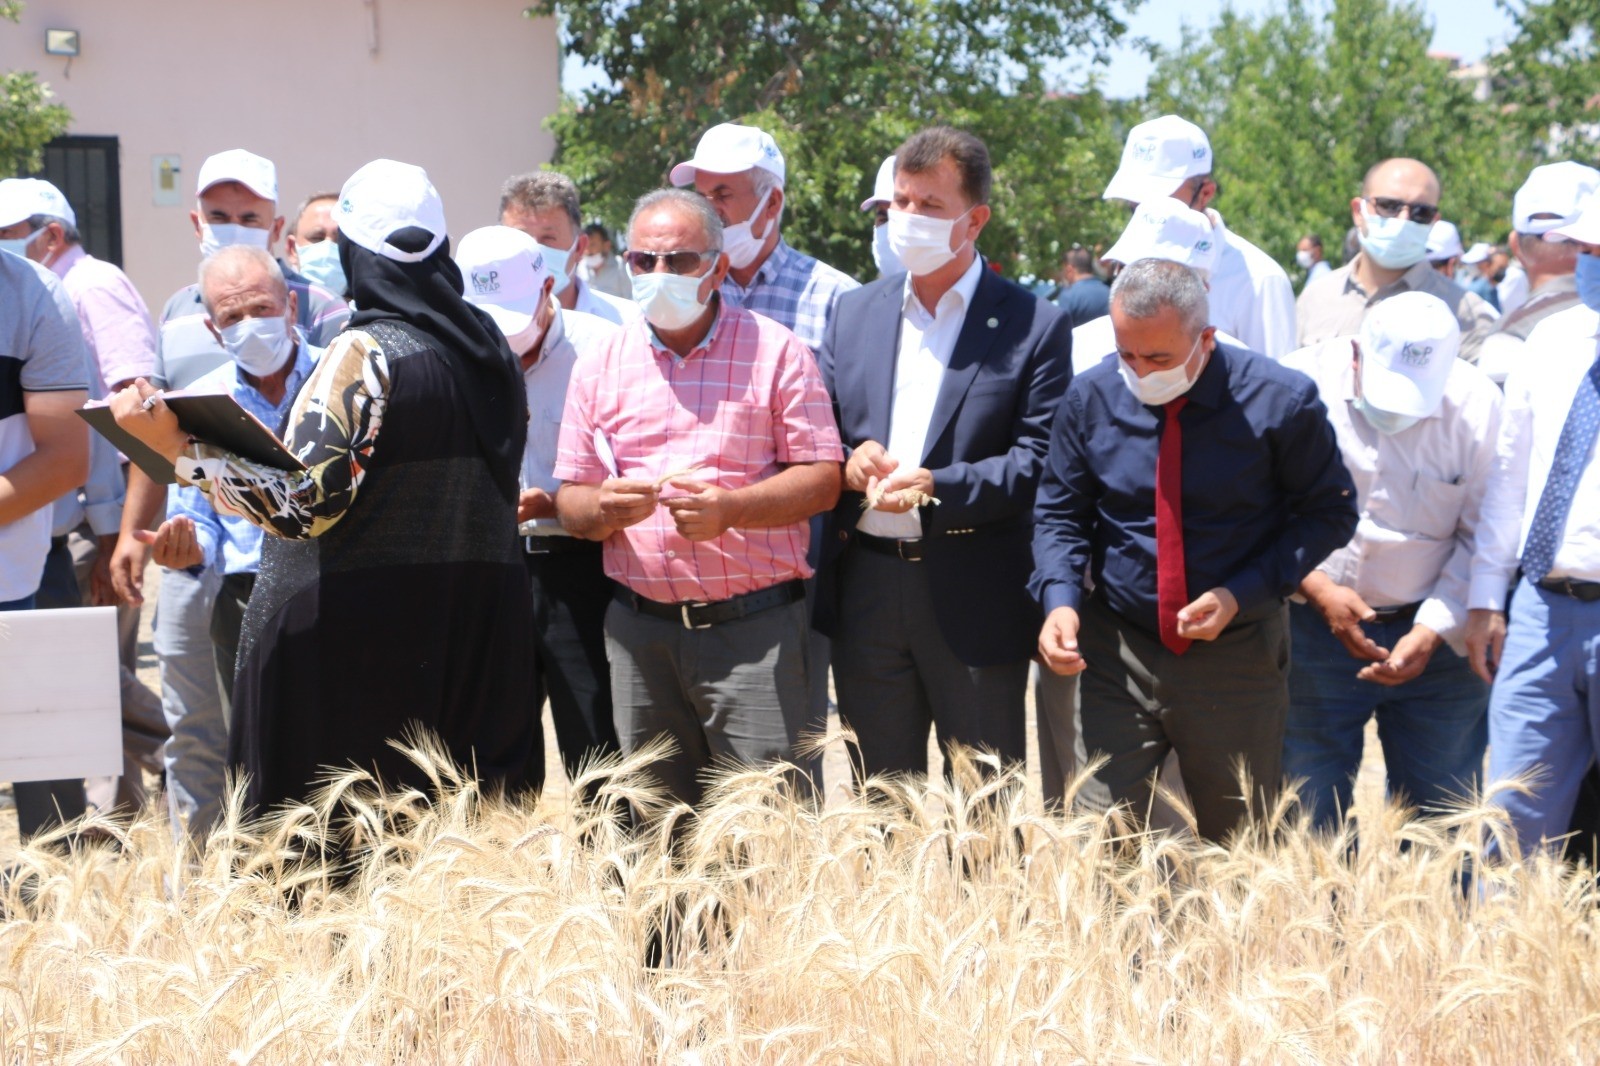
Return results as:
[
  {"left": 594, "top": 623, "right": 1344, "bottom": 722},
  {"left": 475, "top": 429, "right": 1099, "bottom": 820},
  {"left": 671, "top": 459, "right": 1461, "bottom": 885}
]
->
[
  {"left": 531, "top": 410, "right": 565, "bottom": 470},
  {"left": 711, "top": 399, "right": 772, "bottom": 480},
  {"left": 1404, "top": 471, "right": 1468, "bottom": 542}
]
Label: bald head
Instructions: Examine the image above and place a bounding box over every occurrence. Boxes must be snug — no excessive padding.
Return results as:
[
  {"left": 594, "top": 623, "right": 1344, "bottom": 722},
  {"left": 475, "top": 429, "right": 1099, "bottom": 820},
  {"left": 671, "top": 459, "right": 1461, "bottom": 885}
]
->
[
  {"left": 198, "top": 244, "right": 295, "bottom": 332},
  {"left": 1361, "top": 158, "right": 1440, "bottom": 204}
]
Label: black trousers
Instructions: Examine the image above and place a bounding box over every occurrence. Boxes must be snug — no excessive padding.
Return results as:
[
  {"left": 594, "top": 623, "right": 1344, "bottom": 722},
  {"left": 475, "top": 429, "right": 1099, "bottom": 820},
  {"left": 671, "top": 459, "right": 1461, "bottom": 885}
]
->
[
  {"left": 211, "top": 571, "right": 256, "bottom": 731},
  {"left": 525, "top": 540, "right": 620, "bottom": 791}
]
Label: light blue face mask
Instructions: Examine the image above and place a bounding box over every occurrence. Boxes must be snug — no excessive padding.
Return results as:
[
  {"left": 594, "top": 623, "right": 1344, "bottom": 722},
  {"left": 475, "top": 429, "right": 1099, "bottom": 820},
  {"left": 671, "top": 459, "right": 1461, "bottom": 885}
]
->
[
  {"left": 1353, "top": 395, "right": 1421, "bottom": 435},
  {"left": 0, "top": 228, "right": 40, "bottom": 260},
  {"left": 1576, "top": 252, "right": 1600, "bottom": 312},
  {"left": 295, "top": 239, "right": 347, "bottom": 296},
  {"left": 1358, "top": 203, "right": 1431, "bottom": 270}
]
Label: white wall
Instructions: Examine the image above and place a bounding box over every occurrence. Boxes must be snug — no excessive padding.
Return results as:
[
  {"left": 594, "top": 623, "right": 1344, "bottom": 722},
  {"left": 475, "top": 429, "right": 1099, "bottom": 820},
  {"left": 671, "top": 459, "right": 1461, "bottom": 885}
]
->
[{"left": 0, "top": 0, "right": 560, "bottom": 308}]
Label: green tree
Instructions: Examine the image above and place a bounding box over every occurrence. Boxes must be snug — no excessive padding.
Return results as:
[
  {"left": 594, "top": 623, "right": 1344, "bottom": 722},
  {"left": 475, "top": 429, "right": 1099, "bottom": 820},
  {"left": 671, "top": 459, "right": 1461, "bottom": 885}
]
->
[
  {"left": 526, "top": 0, "right": 1139, "bottom": 280},
  {"left": 1142, "top": 0, "right": 1530, "bottom": 274},
  {"left": 1494, "top": 0, "right": 1600, "bottom": 156},
  {"left": 1, "top": 1, "right": 71, "bottom": 178}
]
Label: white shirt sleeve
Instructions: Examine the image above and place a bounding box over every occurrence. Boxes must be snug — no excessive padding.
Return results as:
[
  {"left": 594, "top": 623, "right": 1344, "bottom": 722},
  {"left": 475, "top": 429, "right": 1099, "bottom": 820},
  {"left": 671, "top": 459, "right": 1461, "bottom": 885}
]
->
[
  {"left": 1417, "top": 384, "right": 1501, "bottom": 649},
  {"left": 1468, "top": 368, "right": 1534, "bottom": 611}
]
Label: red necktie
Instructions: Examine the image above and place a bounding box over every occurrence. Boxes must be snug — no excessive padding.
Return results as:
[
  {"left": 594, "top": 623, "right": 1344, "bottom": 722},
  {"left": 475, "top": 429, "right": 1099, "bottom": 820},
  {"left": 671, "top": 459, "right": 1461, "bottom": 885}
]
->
[{"left": 1156, "top": 397, "right": 1191, "bottom": 656}]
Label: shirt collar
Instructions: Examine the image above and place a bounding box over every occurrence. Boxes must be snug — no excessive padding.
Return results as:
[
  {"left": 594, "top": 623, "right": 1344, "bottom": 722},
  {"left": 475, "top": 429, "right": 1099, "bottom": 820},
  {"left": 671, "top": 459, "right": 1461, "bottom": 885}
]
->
[
  {"left": 902, "top": 252, "right": 985, "bottom": 318},
  {"left": 49, "top": 243, "right": 86, "bottom": 280},
  {"left": 525, "top": 298, "right": 565, "bottom": 373}
]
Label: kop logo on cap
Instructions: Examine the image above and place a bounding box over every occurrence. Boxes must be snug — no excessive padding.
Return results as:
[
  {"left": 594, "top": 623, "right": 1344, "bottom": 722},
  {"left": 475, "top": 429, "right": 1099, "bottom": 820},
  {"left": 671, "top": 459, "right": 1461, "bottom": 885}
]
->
[
  {"left": 471, "top": 269, "right": 501, "bottom": 296},
  {"left": 1400, "top": 342, "right": 1433, "bottom": 367}
]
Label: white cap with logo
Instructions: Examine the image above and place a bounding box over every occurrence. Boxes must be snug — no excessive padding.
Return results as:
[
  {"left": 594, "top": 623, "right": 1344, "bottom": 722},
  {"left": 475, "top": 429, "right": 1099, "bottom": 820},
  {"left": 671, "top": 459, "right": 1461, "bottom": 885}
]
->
[
  {"left": 1513, "top": 161, "right": 1600, "bottom": 236},
  {"left": 1103, "top": 196, "right": 1222, "bottom": 277},
  {"left": 333, "top": 159, "right": 448, "bottom": 264},
  {"left": 1357, "top": 291, "right": 1460, "bottom": 418},
  {"left": 1425, "top": 220, "right": 1464, "bottom": 260},
  {"left": 1461, "top": 242, "right": 1494, "bottom": 265},
  {"left": 1103, "top": 115, "right": 1212, "bottom": 205},
  {"left": 670, "top": 123, "right": 786, "bottom": 186},
  {"left": 860, "top": 155, "right": 896, "bottom": 212},
  {"left": 196, "top": 148, "right": 278, "bottom": 202},
  {"left": 455, "top": 225, "right": 551, "bottom": 335},
  {"left": 0, "top": 178, "right": 76, "bottom": 228}
]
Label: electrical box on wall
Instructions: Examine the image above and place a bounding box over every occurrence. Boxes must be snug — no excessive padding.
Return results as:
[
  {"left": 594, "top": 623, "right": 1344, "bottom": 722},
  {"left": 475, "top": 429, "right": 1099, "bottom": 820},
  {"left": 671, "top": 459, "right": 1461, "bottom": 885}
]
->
[{"left": 152, "top": 155, "right": 182, "bottom": 207}]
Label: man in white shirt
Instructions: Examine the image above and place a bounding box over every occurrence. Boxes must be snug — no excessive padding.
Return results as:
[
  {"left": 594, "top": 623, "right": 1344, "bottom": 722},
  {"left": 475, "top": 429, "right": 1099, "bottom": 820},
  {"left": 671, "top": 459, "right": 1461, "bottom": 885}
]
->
[
  {"left": 1466, "top": 198, "right": 1600, "bottom": 855},
  {"left": 576, "top": 222, "right": 631, "bottom": 300},
  {"left": 1281, "top": 293, "right": 1500, "bottom": 829},
  {"left": 1297, "top": 234, "right": 1332, "bottom": 287},
  {"left": 1103, "top": 115, "right": 1296, "bottom": 359},
  {"left": 1478, "top": 162, "right": 1600, "bottom": 386},
  {"left": 457, "top": 225, "right": 622, "bottom": 792},
  {"left": 499, "top": 171, "right": 640, "bottom": 328}
]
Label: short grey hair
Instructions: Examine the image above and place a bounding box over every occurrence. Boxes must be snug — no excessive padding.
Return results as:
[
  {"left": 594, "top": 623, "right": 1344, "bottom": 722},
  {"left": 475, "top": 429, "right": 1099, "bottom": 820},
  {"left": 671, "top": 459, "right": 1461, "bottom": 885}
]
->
[
  {"left": 499, "top": 171, "right": 582, "bottom": 229},
  {"left": 1110, "top": 258, "right": 1210, "bottom": 335},
  {"left": 26, "top": 213, "right": 80, "bottom": 245},
  {"left": 198, "top": 245, "right": 287, "bottom": 315},
  {"left": 628, "top": 188, "right": 724, "bottom": 253}
]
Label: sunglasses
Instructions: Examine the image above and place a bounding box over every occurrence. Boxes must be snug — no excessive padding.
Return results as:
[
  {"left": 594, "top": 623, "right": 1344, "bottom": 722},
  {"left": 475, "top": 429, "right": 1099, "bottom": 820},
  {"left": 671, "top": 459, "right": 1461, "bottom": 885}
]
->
[
  {"left": 624, "top": 249, "right": 717, "bottom": 275},
  {"left": 1368, "top": 197, "right": 1440, "bottom": 225}
]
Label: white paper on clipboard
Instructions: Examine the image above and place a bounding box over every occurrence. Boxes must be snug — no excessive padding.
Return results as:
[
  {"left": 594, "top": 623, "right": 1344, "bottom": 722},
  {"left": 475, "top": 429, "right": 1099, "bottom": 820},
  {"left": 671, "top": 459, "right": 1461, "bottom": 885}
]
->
[
  {"left": 0, "top": 607, "right": 122, "bottom": 782},
  {"left": 593, "top": 428, "right": 620, "bottom": 478}
]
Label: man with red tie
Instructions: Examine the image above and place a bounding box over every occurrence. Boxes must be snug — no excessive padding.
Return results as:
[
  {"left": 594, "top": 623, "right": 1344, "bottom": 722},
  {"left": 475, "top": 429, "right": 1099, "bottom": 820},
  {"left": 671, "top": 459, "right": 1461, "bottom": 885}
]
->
[{"left": 1031, "top": 258, "right": 1358, "bottom": 839}]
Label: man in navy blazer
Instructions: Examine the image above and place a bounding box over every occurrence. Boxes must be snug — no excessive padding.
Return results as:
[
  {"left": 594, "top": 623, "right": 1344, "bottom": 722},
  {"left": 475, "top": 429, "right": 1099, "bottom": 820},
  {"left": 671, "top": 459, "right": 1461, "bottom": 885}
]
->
[{"left": 813, "top": 127, "right": 1073, "bottom": 778}]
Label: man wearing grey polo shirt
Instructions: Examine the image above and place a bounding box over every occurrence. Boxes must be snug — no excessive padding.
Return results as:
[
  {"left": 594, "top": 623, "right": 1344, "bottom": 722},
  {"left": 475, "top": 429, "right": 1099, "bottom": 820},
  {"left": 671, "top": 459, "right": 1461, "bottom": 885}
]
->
[{"left": 458, "top": 225, "right": 622, "bottom": 790}]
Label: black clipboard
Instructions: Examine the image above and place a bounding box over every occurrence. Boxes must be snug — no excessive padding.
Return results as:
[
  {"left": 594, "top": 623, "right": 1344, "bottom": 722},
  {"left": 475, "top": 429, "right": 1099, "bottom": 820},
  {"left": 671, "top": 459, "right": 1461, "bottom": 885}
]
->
[{"left": 77, "top": 392, "right": 304, "bottom": 485}]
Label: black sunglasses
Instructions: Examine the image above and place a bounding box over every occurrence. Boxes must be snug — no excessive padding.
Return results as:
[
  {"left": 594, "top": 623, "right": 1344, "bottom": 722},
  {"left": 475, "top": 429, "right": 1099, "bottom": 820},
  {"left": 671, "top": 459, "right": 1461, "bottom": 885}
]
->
[
  {"left": 624, "top": 249, "right": 717, "bottom": 275},
  {"left": 1368, "top": 196, "right": 1440, "bottom": 225}
]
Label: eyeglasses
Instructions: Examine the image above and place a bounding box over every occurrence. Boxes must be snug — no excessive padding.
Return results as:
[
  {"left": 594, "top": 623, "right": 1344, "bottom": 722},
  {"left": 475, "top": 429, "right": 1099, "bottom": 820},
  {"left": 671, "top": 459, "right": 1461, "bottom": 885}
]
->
[
  {"left": 624, "top": 249, "right": 718, "bottom": 275},
  {"left": 1368, "top": 197, "right": 1440, "bottom": 225}
]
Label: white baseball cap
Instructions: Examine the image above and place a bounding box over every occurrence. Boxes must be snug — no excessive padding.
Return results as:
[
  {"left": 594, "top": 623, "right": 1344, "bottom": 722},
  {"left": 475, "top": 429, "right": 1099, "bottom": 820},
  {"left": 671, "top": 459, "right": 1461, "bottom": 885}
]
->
[
  {"left": 1425, "top": 220, "right": 1464, "bottom": 260},
  {"left": 332, "top": 159, "right": 448, "bottom": 264},
  {"left": 670, "top": 123, "right": 786, "bottom": 187},
  {"left": 1512, "top": 161, "right": 1600, "bottom": 235},
  {"left": 1102, "top": 115, "right": 1212, "bottom": 205},
  {"left": 860, "top": 155, "right": 896, "bottom": 212},
  {"left": 0, "top": 178, "right": 75, "bottom": 228},
  {"left": 196, "top": 148, "right": 278, "bottom": 202},
  {"left": 1357, "top": 291, "right": 1460, "bottom": 419},
  {"left": 1102, "top": 197, "right": 1222, "bottom": 277},
  {"left": 1461, "top": 242, "right": 1494, "bottom": 265},
  {"left": 1549, "top": 194, "right": 1600, "bottom": 245},
  {"left": 455, "top": 225, "right": 551, "bottom": 335}
]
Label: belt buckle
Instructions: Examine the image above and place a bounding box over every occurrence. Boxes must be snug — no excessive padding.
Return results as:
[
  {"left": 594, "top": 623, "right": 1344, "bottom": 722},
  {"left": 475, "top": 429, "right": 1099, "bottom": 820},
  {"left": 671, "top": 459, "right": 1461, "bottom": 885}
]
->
[{"left": 681, "top": 602, "right": 713, "bottom": 630}]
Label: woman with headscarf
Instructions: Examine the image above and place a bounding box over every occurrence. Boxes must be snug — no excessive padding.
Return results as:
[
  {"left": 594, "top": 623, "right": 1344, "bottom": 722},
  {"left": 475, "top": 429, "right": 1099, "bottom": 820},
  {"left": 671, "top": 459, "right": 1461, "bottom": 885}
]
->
[{"left": 113, "top": 160, "right": 540, "bottom": 815}]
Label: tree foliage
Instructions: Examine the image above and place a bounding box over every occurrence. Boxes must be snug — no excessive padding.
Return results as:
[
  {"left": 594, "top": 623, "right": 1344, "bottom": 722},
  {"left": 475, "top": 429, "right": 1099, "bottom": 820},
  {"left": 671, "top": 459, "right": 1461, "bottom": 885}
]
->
[
  {"left": 1493, "top": 0, "right": 1600, "bottom": 156},
  {"left": 526, "top": 0, "right": 1139, "bottom": 280},
  {"left": 1142, "top": 0, "right": 1532, "bottom": 272},
  {"left": 1, "top": 1, "right": 71, "bottom": 178}
]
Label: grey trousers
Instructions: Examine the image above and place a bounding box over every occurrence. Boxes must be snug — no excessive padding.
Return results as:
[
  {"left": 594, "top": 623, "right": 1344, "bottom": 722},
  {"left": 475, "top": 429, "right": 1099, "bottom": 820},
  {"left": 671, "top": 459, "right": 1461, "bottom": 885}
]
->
[
  {"left": 156, "top": 565, "right": 228, "bottom": 835},
  {"left": 605, "top": 596, "right": 812, "bottom": 809},
  {"left": 831, "top": 547, "right": 1029, "bottom": 779},
  {"left": 1075, "top": 593, "right": 1289, "bottom": 841}
]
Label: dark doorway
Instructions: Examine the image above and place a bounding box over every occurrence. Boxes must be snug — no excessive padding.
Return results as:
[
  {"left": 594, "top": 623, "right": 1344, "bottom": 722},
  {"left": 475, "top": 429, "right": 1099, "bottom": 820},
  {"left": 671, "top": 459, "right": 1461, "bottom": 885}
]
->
[{"left": 29, "top": 135, "right": 122, "bottom": 267}]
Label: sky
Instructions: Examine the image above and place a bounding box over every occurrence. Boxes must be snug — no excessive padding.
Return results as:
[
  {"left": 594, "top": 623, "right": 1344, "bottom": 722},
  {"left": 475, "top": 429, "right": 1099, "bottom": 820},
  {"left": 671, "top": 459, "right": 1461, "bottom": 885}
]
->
[{"left": 560, "top": 0, "right": 1519, "bottom": 101}]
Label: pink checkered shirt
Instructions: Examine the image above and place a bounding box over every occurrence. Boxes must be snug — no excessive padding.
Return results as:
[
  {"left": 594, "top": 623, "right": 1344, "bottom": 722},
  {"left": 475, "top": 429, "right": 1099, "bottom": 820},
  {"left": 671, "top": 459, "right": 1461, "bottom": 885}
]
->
[{"left": 554, "top": 302, "right": 843, "bottom": 604}]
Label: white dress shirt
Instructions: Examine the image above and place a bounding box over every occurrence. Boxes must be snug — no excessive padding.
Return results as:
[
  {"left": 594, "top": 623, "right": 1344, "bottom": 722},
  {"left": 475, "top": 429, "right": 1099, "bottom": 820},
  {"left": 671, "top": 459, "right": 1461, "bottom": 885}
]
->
[
  {"left": 1470, "top": 304, "right": 1600, "bottom": 610},
  {"left": 1283, "top": 338, "right": 1502, "bottom": 649},
  {"left": 572, "top": 276, "right": 642, "bottom": 328},
  {"left": 1070, "top": 314, "right": 1245, "bottom": 376},
  {"left": 1206, "top": 210, "right": 1298, "bottom": 360},
  {"left": 1306, "top": 259, "right": 1332, "bottom": 286},
  {"left": 522, "top": 306, "right": 619, "bottom": 534},
  {"left": 858, "top": 254, "right": 985, "bottom": 539}
]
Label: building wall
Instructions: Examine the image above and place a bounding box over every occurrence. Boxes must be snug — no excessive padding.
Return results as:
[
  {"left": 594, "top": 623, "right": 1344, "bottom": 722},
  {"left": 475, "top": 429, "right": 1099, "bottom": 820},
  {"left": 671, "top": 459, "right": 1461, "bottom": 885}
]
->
[{"left": 0, "top": 0, "right": 559, "bottom": 308}]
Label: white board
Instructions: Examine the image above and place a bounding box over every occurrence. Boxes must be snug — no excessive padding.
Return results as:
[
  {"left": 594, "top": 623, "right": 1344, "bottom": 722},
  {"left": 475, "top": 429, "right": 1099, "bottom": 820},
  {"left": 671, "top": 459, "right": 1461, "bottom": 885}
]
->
[{"left": 0, "top": 607, "right": 122, "bottom": 782}]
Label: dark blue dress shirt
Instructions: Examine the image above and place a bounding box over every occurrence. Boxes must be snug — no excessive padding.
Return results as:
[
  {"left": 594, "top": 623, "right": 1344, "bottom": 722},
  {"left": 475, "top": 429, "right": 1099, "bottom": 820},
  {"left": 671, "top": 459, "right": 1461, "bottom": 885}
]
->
[
  {"left": 1056, "top": 277, "right": 1111, "bottom": 329},
  {"left": 1030, "top": 343, "right": 1358, "bottom": 636}
]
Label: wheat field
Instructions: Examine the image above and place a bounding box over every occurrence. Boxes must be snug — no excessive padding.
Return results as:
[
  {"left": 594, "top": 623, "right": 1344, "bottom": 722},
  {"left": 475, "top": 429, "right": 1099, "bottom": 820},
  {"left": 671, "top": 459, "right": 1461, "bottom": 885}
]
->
[{"left": 1, "top": 733, "right": 1596, "bottom": 1065}]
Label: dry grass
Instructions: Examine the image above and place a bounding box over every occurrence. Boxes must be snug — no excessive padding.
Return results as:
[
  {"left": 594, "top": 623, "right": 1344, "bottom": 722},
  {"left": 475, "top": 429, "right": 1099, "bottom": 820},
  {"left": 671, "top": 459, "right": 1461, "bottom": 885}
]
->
[{"left": 0, "top": 736, "right": 1595, "bottom": 1065}]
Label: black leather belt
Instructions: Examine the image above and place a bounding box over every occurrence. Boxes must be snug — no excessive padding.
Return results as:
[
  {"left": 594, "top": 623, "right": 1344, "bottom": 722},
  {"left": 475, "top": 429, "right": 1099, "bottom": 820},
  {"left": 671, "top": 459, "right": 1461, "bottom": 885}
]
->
[
  {"left": 854, "top": 531, "right": 925, "bottom": 562},
  {"left": 523, "top": 535, "right": 599, "bottom": 555},
  {"left": 1368, "top": 601, "right": 1422, "bottom": 623},
  {"left": 1538, "top": 577, "right": 1600, "bottom": 602},
  {"left": 613, "top": 578, "right": 806, "bottom": 630}
]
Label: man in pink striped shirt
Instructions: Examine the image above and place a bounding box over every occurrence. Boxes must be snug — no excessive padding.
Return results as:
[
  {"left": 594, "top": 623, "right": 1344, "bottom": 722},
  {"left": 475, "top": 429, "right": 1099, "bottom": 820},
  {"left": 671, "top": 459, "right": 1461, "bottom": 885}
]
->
[{"left": 555, "top": 188, "right": 842, "bottom": 809}]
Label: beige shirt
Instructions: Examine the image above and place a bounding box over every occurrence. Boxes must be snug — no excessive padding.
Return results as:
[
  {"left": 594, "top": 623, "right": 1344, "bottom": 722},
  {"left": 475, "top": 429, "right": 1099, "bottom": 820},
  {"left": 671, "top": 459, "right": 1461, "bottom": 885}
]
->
[{"left": 1295, "top": 256, "right": 1498, "bottom": 365}]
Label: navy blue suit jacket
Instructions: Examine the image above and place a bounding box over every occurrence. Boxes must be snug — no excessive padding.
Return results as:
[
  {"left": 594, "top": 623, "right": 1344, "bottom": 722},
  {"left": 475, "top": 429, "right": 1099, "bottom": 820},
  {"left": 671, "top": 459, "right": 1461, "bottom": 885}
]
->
[{"left": 813, "top": 264, "right": 1073, "bottom": 666}]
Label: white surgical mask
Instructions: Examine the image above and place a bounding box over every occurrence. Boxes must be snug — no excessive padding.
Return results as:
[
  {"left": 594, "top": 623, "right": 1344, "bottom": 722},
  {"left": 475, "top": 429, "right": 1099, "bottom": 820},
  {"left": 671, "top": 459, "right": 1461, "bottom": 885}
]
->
[
  {"left": 887, "top": 207, "right": 971, "bottom": 277},
  {"left": 1358, "top": 203, "right": 1431, "bottom": 270},
  {"left": 1117, "top": 334, "right": 1208, "bottom": 407},
  {"left": 537, "top": 236, "right": 580, "bottom": 295},
  {"left": 631, "top": 269, "right": 710, "bottom": 331},
  {"left": 1352, "top": 395, "right": 1421, "bottom": 436},
  {"left": 1295, "top": 249, "right": 1315, "bottom": 270},
  {"left": 722, "top": 190, "right": 774, "bottom": 269},
  {"left": 219, "top": 314, "right": 294, "bottom": 376},
  {"left": 294, "top": 239, "right": 346, "bottom": 296},
  {"left": 200, "top": 222, "right": 272, "bottom": 260},
  {"left": 506, "top": 319, "right": 542, "bottom": 358},
  {"left": 871, "top": 224, "right": 904, "bottom": 277},
  {"left": 581, "top": 252, "right": 606, "bottom": 271}
]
